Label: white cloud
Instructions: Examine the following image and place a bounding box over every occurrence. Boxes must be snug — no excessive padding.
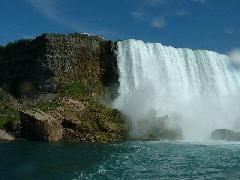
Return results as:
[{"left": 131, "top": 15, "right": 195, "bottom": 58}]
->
[
  {"left": 130, "top": 0, "right": 166, "bottom": 29},
  {"left": 27, "top": 0, "right": 85, "bottom": 31},
  {"left": 228, "top": 49, "right": 240, "bottom": 67},
  {"left": 191, "top": 0, "right": 206, "bottom": 4},
  {"left": 28, "top": 0, "right": 56, "bottom": 18},
  {"left": 131, "top": 9, "right": 145, "bottom": 19},
  {"left": 224, "top": 27, "right": 235, "bottom": 35},
  {"left": 130, "top": 0, "right": 164, "bottom": 19},
  {"left": 26, "top": 0, "right": 115, "bottom": 36},
  {"left": 145, "top": 0, "right": 163, "bottom": 6},
  {"left": 151, "top": 17, "right": 166, "bottom": 29}
]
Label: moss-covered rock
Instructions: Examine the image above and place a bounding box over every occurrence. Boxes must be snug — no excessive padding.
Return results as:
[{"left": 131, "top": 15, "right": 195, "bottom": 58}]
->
[{"left": 29, "top": 97, "right": 127, "bottom": 143}]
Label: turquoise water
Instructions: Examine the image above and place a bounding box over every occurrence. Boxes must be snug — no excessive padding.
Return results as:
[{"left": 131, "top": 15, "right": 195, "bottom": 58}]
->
[{"left": 0, "top": 141, "right": 240, "bottom": 179}]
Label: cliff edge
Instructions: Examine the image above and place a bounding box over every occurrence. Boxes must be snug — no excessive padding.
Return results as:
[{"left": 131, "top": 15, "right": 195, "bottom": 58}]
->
[{"left": 0, "top": 33, "right": 126, "bottom": 143}]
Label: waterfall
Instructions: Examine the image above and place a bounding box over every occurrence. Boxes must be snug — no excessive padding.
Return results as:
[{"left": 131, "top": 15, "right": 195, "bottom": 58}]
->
[{"left": 113, "top": 39, "right": 240, "bottom": 140}]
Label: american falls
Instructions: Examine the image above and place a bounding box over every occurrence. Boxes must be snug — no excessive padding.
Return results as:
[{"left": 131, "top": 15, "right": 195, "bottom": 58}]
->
[{"left": 113, "top": 39, "right": 240, "bottom": 140}]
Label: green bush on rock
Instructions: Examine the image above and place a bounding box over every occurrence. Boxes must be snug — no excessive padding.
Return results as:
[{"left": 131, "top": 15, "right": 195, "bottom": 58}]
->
[
  {"left": 58, "top": 81, "right": 89, "bottom": 97},
  {"left": 0, "top": 90, "right": 20, "bottom": 129},
  {"left": 0, "top": 103, "right": 19, "bottom": 129}
]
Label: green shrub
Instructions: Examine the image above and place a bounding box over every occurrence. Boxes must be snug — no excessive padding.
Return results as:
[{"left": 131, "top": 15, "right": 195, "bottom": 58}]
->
[
  {"left": 34, "top": 101, "right": 62, "bottom": 112},
  {"left": 0, "top": 103, "right": 20, "bottom": 129},
  {"left": 59, "top": 81, "right": 89, "bottom": 97}
]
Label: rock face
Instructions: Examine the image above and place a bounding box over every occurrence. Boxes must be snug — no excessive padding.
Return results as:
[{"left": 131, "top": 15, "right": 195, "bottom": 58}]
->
[
  {"left": 0, "top": 129, "right": 15, "bottom": 141},
  {"left": 0, "top": 33, "right": 118, "bottom": 99},
  {"left": 20, "top": 109, "right": 63, "bottom": 141},
  {"left": 211, "top": 129, "right": 240, "bottom": 141}
]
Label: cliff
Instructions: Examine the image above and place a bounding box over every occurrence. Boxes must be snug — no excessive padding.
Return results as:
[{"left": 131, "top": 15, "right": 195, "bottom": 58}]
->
[
  {"left": 0, "top": 33, "right": 125, "bottom": 143},
  {"left": 0, "top": 33, "right": 119, "bottom": 99}
]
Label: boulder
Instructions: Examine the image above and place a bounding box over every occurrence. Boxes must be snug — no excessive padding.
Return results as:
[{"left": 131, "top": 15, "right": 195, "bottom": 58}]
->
[
  {"left": 0, "top": 129, "right": 15, "bottom": 141},
  {"left": 20, "top": 109, "right": 63, "bottom": 141},
  {"left": 211, "top": 129, "right": 240, "bottom": 141},
  {"left": 45, "top": 97, "right": 127, "bottom": 143},
  {"left": 3, "top": 121, "right": 21, "bottom": 138},
  {"left": 130, "top": 111, "right": 182, "bottom": 140}
]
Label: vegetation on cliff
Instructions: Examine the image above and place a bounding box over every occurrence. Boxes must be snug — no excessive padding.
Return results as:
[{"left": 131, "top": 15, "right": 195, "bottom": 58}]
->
[
  {"left": 0, "top": 89, "right": 20, "bottom": 129},
  {"left": 28, "top": 95, "right": 127, "bottom": 142}
]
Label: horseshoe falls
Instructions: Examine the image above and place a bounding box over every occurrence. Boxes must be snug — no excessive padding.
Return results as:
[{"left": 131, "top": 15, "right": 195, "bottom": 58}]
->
[{"left": 114, "top": 39, "right": 240, "bottom": 140}]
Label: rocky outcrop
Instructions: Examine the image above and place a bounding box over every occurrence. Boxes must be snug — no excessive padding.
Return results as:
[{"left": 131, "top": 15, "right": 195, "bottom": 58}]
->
[
  {"left": 211, "top": 129, "right": 240, "bottom": 141},
  {"left": 20, "top": 109, "right": 63, "bottom": 141},
  {"left": 0, "top": 33, "right": 118, "bottom": 99},
  {"left": 2, "top": 95, "right": 127, "bottom": 143},
  {"left": 0, "top": 129, "right": 15, "bottom": 141},
  {"left": 0, "top": 33, "right": 125, "bottom": 143},
  {"left": 129, "top": 110, "right": 182, "bottom": 140},
  {"left": 35, "top": 97, "right": 127, "bottom": 143}
]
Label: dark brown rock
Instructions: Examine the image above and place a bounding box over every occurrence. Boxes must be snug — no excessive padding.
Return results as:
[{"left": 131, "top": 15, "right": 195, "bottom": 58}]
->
[
  {"left": 20, "top": 109, "right": 63, "bottom": 141},
  {"left": 211, "top": 129, "right": 240, "bottom": 141}
]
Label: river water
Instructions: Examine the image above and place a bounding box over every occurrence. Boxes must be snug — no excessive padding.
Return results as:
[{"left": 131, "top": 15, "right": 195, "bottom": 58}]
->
[{"left": 1, "top": 141, "right": 240, "bottom": 179}]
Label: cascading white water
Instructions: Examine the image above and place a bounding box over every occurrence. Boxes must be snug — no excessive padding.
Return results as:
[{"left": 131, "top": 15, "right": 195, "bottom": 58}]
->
[{"left": 113, "top": 39, "right": 240, "bottom": 140}]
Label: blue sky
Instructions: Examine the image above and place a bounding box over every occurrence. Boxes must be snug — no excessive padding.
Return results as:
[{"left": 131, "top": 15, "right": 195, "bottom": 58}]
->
[{"left": 0, "top": 0, "right": 239, "bottom": 53}]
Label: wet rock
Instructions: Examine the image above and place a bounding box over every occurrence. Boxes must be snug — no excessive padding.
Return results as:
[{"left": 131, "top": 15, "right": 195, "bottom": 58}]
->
[
  {"left": 20, "top": 109, "right": 63, "bottom": 141},
  {"left": 62, "top": 129, "right": 125, "bottom": 143},
  {"left": 211, "top": 129, "right": 240, "bottom": 141},
  {"left": 0, "top": 129, "right": 15, "bottom": 141},
  {"left": 130, "top": 110, "right": 183, "bottom": 140}
]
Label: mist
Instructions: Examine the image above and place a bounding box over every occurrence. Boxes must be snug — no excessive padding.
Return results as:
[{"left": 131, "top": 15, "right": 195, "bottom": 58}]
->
[{"left": 228, "top": 48, "right": 240, "bottom": 69}]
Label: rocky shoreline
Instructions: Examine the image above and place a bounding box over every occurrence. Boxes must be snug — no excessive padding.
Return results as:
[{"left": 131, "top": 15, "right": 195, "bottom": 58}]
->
[
  {"left": 0, "top": 89, "right": 127, "bottom": 143},
  {"left": 0, "top": 33, "right": 126, "bottom": 143}
]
